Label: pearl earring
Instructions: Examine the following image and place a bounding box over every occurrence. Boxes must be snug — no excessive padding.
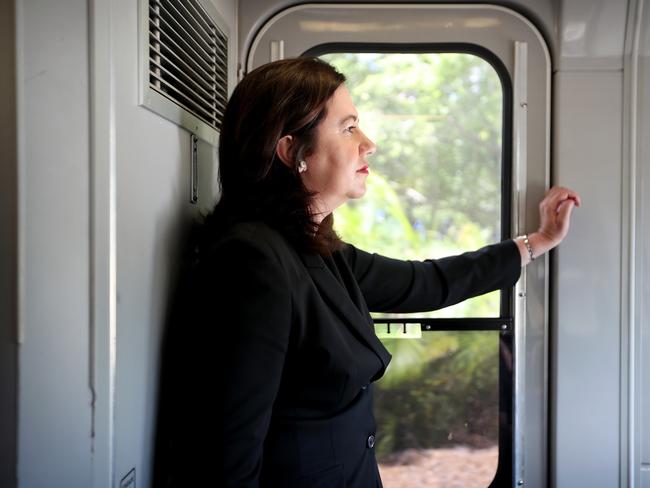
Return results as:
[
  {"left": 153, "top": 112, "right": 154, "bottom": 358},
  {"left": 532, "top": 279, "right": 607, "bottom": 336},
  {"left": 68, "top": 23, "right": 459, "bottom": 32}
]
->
[{"left": 298, "top": 160, "right": 307, "bottom": 173}]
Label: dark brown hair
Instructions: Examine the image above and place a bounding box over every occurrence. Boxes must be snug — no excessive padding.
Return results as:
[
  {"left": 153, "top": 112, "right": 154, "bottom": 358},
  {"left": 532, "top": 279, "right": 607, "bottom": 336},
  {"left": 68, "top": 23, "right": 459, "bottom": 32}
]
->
[{"left": 202, "top": 57, "right": 347, "bottom": 254}]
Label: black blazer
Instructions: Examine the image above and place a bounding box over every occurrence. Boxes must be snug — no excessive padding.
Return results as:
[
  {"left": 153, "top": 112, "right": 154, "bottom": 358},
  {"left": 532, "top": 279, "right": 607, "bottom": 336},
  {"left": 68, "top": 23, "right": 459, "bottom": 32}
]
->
[{"left": 154, "top": 221, "right": 521, "bottom": 488}]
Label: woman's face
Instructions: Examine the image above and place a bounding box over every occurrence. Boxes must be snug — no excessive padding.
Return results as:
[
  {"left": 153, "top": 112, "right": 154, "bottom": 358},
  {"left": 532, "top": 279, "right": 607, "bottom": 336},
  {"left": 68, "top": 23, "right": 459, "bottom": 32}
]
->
[{"left": 302, "top": 85, "right": 376, "bottom": 218}]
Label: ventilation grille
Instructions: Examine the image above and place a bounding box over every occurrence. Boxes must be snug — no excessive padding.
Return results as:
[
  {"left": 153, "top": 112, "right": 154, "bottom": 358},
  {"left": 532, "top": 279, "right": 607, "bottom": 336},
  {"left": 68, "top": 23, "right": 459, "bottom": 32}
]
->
[{"left": 148, "top": 0, "right": 227, "bottom": 131}]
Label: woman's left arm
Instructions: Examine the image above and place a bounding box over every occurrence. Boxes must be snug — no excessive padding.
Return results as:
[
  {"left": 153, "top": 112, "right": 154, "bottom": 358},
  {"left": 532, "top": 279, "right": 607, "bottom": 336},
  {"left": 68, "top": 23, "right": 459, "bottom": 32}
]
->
[
  {"left": 341, "top": 185, "right": 580, "bottom": 313},
  {"left": 342, "top": 240, "right": 522, "bottom": 313}
]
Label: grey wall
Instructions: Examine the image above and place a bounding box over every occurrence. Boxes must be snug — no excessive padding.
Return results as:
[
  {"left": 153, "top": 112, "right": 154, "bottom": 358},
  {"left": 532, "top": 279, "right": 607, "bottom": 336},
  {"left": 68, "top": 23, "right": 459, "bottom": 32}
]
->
[
  {"left": 12, "top": 0, "right": 236, "bottom": 486},
  {"left": 110, "top": 0, "right": 235, "bottom": 485},
  {"left": 551, "top": 1, "right": 633, "bottom": 487},
  {"left": 637, "top": 1, "right": 650, "bottom": 485},
  {"left": 0, "top": 0, "right": 18, "bottom": 486},
  {"left": 16, "top": 0, "right": 93, "bottom": 486},
  {"left": 552, "top": 71, "right": 623, "bottom": 487}
]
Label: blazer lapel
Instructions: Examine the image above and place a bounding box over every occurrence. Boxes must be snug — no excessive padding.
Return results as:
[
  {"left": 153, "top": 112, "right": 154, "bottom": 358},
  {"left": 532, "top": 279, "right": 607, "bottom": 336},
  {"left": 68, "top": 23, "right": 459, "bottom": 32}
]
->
[{"left": 300, "top": 252, "right": 392, "bottom": 373}]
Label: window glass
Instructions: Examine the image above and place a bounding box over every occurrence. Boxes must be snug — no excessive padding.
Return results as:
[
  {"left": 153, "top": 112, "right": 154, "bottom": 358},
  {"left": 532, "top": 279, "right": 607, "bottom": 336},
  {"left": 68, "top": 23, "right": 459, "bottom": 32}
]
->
[
  {"left": 320, "top": 52, "right": 506, "bottom": 486},
  {"left": 376, "top": 331, "right": 500, "bottom": 487},
  {"left": 321, "top": 52, "right": 503, "bottom": 319}
]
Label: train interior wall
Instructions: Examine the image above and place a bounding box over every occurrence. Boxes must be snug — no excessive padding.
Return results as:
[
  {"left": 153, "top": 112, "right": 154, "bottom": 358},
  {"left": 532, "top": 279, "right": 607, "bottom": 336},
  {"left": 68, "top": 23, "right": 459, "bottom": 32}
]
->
[
  {"left": 3, "top": 0, "right": 236, "bottom": 486},
  {"left": 1, "top": 0, "right": 649, "bottom": 487}
]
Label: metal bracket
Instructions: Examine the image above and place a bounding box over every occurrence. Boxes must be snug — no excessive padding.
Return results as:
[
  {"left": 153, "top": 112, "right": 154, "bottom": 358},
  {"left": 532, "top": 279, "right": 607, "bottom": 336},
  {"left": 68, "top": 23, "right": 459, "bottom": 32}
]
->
[
  {"left": 190, "top": 133, "right": 198, "bottom": 204},
  {"left": 374, "top": 323, "right": 422, "bottom": 339},
  {"left": 270, "top": 40, "right": 285, "bottom": 61}
]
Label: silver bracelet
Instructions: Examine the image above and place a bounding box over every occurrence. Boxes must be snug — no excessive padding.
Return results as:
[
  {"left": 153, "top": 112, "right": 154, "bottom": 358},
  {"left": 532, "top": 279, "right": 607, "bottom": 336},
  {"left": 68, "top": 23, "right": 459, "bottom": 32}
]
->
[{"left": 523, "top": 234, "right": 535, "bottom": 261}]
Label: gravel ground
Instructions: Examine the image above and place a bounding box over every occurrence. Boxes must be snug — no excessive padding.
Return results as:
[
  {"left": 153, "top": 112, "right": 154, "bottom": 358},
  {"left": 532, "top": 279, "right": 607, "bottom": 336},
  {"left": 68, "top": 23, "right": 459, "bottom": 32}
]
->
[{"left": 378, "top": 446, "right": 498, "bottom": 487}]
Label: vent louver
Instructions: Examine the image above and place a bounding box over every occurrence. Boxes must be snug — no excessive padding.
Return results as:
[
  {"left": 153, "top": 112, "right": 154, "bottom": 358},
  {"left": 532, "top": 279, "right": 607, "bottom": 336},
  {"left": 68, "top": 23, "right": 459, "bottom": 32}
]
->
[{"left": 143, "top": 0, "right": 228, "bottom": 143}]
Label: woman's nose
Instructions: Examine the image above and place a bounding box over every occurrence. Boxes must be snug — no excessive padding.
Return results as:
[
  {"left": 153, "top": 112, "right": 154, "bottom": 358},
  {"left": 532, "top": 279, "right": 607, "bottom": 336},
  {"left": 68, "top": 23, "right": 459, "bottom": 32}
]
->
[{"left": 361, "top": 130, "right": 377, "bottom": 156}]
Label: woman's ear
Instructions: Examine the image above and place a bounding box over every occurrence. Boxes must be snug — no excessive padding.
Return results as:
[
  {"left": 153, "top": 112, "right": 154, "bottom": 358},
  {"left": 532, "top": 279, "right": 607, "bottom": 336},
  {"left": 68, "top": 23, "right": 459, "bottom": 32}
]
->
[{"left": 275, "top": 135, "right": 294, "bottom": 168}]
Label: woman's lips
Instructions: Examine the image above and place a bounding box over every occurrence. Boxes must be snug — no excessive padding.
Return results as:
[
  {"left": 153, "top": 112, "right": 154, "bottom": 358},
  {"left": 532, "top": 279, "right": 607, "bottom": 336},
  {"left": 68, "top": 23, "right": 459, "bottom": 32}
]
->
[{"left": 357, "top": 165, "right": 369, "bottom": 174}]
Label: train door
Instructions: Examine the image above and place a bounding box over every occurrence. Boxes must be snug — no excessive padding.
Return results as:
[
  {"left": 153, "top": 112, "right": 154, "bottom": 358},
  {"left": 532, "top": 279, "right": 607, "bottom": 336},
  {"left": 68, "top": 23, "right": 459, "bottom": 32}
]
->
[{"left": 245, "top": 5, "right": 550, "bottom": 487}]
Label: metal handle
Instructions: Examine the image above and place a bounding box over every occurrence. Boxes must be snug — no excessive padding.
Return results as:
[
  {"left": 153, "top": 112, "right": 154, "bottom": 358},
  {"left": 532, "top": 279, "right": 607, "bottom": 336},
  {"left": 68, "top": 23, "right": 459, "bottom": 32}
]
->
[{"left": 190, "top": 133, "right": 198, "bottom": 204}]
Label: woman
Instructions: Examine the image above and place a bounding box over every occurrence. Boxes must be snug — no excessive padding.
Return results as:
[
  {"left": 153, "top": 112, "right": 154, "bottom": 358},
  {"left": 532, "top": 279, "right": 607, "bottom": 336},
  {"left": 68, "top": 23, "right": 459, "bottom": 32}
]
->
[{"left": 154, "top": 57, "right": 580, "bottom": 488}]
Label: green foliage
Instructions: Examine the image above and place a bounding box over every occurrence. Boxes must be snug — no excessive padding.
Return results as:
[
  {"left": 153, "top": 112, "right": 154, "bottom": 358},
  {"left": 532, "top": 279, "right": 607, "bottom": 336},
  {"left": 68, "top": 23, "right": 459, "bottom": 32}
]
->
[
  {"left": 321, "top": 52, "right": 506, "bottom": 453},
  {"left": 374, "top": 332, "right": 500, "bottom": 459},
  {"left": 324, "top": 52, "right": 503, "bottom": 247}
]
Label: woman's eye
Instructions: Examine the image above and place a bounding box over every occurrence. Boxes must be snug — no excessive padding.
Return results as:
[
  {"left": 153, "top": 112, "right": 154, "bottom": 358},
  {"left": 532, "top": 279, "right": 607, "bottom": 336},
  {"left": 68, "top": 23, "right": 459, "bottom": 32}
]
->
[{"left": 345, "top": 125, "right": 357, "bottom": 133}]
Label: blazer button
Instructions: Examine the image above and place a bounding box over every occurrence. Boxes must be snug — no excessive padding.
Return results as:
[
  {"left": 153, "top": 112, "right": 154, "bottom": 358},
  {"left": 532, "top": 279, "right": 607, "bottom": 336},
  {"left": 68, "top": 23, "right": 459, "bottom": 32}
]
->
[{"left": 366, "top": 434, "right": 375, "bottom": 449}]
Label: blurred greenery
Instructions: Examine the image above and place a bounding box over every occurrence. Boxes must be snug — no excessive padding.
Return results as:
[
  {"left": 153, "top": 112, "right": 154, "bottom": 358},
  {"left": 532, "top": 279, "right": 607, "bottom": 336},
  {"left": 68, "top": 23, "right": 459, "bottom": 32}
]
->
[
  {"left": 321, "top": 52, "right": 504, "bottom": 456},
  {"left": 376, "top": 332, "right": 499, "bottom": 459}
]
